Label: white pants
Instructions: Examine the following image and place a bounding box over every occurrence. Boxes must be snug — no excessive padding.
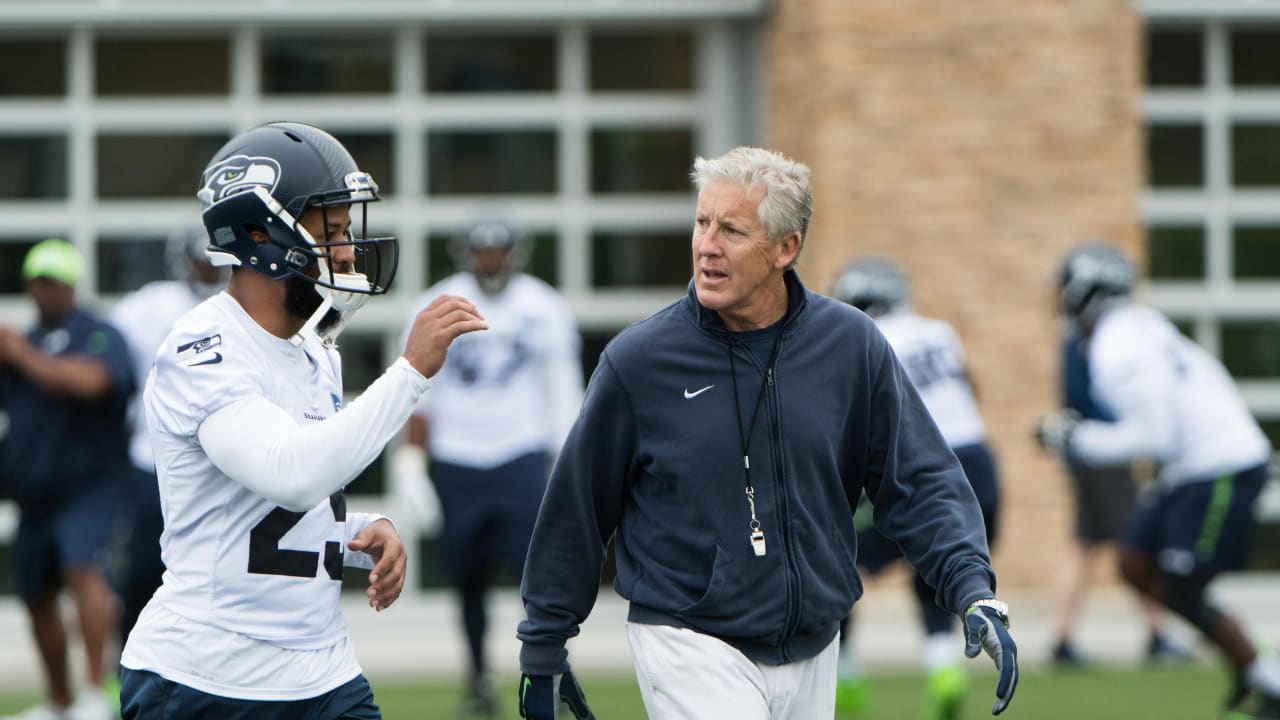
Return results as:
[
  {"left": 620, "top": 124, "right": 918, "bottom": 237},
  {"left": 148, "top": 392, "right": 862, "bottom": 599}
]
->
[{"left": 626, "top": 622, "right": 838, "bottom": 720}]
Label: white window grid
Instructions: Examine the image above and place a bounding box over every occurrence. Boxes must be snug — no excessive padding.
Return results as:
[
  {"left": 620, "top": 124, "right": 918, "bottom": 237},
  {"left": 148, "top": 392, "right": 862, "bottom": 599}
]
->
[{"left": 1141, "top": 8, "right": 1280, "bottom": 421}]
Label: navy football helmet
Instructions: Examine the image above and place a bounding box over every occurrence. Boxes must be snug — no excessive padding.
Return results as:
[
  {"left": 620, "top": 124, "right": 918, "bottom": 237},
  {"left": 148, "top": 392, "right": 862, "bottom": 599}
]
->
[
  {"left": 831, "top": 257, "right": 908, "bottom": 317},
  {"left": 197, "top": 122, "right": 397, "bottom": 312},
  {"left": 1058, "top": 243, "right": 1135, "bottom": 330},
  {"left": 448, "top": 216, "right": 531, "bottom": 295}
]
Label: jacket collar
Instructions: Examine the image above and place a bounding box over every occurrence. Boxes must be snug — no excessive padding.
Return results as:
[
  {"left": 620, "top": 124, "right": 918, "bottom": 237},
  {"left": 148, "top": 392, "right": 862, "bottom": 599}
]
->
[{"left": 685, "top": 268, "right": 808, "bottom": 336}]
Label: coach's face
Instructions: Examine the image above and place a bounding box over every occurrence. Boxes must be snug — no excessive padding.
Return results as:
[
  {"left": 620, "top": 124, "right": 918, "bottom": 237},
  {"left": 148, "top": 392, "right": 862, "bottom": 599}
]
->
[{"left": 692, "top": 180, "right": 799, "bottom": 332}]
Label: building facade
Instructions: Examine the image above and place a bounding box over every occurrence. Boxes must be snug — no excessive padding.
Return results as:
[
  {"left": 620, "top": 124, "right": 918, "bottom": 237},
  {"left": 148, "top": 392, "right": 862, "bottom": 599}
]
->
[{"left": 0, "top": 0, "right": 1276, "bottom": 595}]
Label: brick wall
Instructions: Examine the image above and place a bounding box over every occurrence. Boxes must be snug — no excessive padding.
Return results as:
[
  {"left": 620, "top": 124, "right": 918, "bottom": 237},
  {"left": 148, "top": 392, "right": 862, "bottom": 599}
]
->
[{"left": 763, "top": 0, "right": 1144, "bottom": 587}]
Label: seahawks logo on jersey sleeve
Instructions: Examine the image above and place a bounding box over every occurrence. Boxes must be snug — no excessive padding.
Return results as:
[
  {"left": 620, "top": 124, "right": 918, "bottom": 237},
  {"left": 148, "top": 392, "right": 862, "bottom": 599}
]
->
[{"left": 176, "top": 334, "right": 223, "bottom": 367}]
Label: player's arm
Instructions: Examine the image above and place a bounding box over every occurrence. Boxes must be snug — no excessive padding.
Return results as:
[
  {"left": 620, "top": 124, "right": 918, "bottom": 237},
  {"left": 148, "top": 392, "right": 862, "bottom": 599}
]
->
[
  {"left": 198, "top": 294, "right": 484, "bottom": 511},
  {"left": 1067, "top": 348, "right": 1176, "bottom": 466}
]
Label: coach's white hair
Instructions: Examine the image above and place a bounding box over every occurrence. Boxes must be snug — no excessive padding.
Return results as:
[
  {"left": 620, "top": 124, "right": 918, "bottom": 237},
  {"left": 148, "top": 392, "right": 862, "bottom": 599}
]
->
[{"left": 691, "top": 147, "right": 813, "bottom": 264}]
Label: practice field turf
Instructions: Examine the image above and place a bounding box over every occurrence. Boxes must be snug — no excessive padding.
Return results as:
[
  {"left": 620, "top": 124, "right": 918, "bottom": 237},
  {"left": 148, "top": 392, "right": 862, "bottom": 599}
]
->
[{"left": 0, "top": 665, "right": 1236, "bottom": 719}]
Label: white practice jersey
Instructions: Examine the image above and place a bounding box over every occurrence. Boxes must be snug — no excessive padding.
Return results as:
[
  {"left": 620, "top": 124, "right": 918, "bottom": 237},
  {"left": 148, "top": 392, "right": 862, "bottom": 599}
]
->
[
  {"left": 403, "top": 272, "right": 583, "bottom": 468},
  {"left": 111, "top": 280, "right": 208, "bottom": 472},
  {"left": 1072, "top": 303, "right": 1271, "bottom": 488},
  {"left": 122, "top": 292, "right": 427, "bottom": 700},
  {"left": 875, "top": 311, "right": 986, "bottom": 448}
]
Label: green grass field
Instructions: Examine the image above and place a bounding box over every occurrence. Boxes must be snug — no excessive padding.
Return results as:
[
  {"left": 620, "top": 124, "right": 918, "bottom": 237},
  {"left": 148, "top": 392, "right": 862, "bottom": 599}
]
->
[{"left": 0, "top": 664, "right": 1236, "bottom": 719}]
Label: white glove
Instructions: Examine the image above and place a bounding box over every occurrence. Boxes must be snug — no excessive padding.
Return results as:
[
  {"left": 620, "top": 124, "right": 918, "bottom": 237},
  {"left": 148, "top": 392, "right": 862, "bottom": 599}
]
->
[
  {"left": 390, "top": 444, "right": 442, "bottom": 537},
  {"left": 1034, "top": 409, "right": 1081, "bottom": 455}
]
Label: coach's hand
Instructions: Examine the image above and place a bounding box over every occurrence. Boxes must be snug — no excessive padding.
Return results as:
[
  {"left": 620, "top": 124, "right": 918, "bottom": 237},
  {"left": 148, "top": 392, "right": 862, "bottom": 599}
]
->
[
  {"left": 347, "top": 519, "right": 405, "bottom": 612},
  {"left": 519, "top": 669, "right": 595, "bottom": 720},
  {"left": 965, "top": 599, "right": 1019, "bottom": 715}
]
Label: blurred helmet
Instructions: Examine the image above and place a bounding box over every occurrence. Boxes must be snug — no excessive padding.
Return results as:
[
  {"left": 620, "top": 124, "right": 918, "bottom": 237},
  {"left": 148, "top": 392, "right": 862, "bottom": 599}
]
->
[
  {"left": 831, "top": 257, "right": 908, "bottom": 317},
  {"left": 197, "top": 121, "right": 397, "bottom": 313},
  {"left": 448, "top": 216, "right": 532, "bottom": 295},
  {"left": 1058, "top": 243, "right": 1135, "bottom": 329},
  {"left": 165, "top": 224, "right": 229, "bottom": 300}
]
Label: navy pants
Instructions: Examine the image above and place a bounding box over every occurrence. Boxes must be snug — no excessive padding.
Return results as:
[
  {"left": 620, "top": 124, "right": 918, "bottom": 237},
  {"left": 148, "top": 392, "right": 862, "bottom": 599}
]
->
[
  {"left": 120, "top": 669, "right": 379, "bottom": 720},
  {"left": 431, "top": 451, "right": 547, "bottom": 677}
]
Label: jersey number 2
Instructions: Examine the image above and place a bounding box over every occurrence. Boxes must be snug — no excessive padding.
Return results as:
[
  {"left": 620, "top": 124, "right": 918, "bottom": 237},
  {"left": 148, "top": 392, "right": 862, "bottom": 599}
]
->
[{"left": 248, "top": 493, "right": 346, "bottom": 580}]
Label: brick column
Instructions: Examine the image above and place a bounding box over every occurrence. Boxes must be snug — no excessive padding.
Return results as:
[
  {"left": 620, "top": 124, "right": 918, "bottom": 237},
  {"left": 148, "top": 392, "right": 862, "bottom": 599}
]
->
[{"left": 764, "top": 0, "right": 1143, "bottom": 587}]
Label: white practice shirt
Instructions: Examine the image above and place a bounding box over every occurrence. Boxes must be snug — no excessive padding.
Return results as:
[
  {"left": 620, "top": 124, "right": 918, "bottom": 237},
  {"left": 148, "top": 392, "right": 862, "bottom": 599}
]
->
[
  {"left": 402, "top": 272, "right": 582, "bottom": 468},
  {"left": 1071, "top": 303, "right": 1271, "bottom": 488},
  {"left": 876, "top": 311, "right": 986, "bottom": 448},
  {"left": 121, "top": 292, "right": 429, "bottom": 700}
]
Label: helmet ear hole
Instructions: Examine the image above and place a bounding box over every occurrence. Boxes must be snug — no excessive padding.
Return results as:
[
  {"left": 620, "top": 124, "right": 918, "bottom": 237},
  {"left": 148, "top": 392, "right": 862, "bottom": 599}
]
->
[{"left": 246, "top": 226, "right": 270, "bottom": 245}]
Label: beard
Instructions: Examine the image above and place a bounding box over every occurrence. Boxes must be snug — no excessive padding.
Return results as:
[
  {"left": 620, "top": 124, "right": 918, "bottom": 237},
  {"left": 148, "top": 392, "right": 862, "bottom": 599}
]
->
[{"left": 283, "top": 275, "right": 342, "bottom": 334}]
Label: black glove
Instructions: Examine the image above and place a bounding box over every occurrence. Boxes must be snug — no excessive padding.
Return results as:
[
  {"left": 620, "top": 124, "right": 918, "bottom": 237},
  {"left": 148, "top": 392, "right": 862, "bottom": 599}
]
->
[
  {"left": 1034, "top": 409, "right": 1081, "bottom": 454},
  {"left": 519, "top": 669, "right": 595, "bottom": 720}
]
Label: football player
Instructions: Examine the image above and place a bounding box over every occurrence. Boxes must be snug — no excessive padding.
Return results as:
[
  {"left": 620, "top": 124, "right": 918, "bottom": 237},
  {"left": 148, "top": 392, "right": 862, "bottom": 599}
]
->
[
  {"left": 1037, "top": 244, "right": 1280, "bottom": 718},
  {"left": 394, "top": 216, "right": 582, "bottom": 718},
  {"left": 118, "top": 121, "right": 486, "bottom": 719},
  {"left": 831, "top": 258, "right": 1001, "bottom": 720}
]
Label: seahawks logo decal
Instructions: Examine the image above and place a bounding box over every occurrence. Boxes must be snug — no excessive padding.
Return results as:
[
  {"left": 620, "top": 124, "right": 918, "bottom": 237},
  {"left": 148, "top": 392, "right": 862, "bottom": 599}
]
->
[
  {"left": 176, "top": 334, "right": 224, "bottom": 367},
  {"left": 197, "top": 155, "right": 281, "bottom": 205}
]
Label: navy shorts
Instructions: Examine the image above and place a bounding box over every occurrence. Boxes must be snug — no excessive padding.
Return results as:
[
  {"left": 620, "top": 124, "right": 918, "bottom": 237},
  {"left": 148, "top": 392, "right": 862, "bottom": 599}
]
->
[
  {"left": 430, "top": 451, "right": 548, "bottom": 578},
  {"left": 1121, "top": 464, "right": 1268, "bottom": 580},
  {"left": 856, "top": 441, "right": 1000, "bottom": 575},
  {"left": 13, "top": 483, "right": 124, "bottom": 606},
  {"left": 120, "top": 669, "right": 380, "bottom": 720}
]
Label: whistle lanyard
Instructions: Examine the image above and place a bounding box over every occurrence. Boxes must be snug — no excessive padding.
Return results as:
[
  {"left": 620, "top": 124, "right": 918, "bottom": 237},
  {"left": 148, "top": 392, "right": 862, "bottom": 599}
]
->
[{"left": 726, "top": 328, "right": 783, "bottom": 557}]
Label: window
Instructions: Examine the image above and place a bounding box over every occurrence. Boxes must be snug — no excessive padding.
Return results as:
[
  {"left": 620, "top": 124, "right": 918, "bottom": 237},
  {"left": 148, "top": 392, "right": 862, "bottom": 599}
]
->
[
  {"left": 1147, "top": 124, "right": 1203, "bottom": 188},
  {"left": 262, "top": 32, "right": 393, "bottom": 94},
  {"left": 591, "top": 128, "right": 694, "bottom": 194},
  {"left": 96, "top": 37, "right": 229, "bottom": 95},
  {"left": 0, "top": 38, "right": 65, "bottom": 96},
  {"left": 1145, "top": 27, "right": 1202, "bottom": 88},
  {"left": 0, "top": 240, "right": 41, "bottom": 294},
  {"left": 1231, "top": 27, "right": 1280, "bottom": 87},
  {"left": 97, "top": 133, "right": 229, "bottom": 198},
  {"left": 0, "top": 136, "right": 67, "bottom": 199},
  {"left": 1232, "top": 124, "right": 1280, "bottom": 187},
  {"left": 1220, "top": 321, "right": 1280, "bottom": 379},
  {"left": 334, "top": 132, "right": 395, "bottom": 197},
  {"left": 1147, "top": 226, "right": 1205, "bottom": 280},
  {"left": 1233, "top": 226, "right": 1280, "bottom": 280},
  {"left": 425, "top": 32, "right": 557, "bottom": 93},
  {"left": 589, "top": 30, "right": 694, "bottom": 91},
  {"left": 427, "top": 130, "right": 558, "bottom": 195},
  {"left": 96, "top": 236, "right": 167, "bottom": 294},
  {"left": 592, "top": 229, "right": 689, "bottom": 288}
]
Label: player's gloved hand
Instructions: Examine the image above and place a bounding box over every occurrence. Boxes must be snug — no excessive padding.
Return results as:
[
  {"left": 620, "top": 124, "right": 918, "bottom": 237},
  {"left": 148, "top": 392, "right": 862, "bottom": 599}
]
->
[
  {"left": 1034, "top": 409, "right": 1080, "bottom": 454},
  {"left": 965, "top": 598, "right": 1019, "bottom": 715},
  {"left": 519, "top": 670, "right": 595, "bottom": 720}
]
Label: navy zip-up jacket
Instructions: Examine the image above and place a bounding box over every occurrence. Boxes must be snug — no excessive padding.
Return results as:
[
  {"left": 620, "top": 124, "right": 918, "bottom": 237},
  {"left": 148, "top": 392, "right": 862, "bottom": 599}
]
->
[{"left": 518, "top": 270, "right": 996, "bottom": 675}]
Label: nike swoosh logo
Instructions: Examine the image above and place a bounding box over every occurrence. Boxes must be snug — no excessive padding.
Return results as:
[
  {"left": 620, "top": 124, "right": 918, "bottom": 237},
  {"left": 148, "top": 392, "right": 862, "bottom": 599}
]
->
[
  {"left": 683, "top": 384, "right": 714, "bottom": 399},
  {"left": 191, "top": 352, "right": 223, "bottom": 366},
  {"left": 521, "top": 675, "right": 532, "bottom": 702}
]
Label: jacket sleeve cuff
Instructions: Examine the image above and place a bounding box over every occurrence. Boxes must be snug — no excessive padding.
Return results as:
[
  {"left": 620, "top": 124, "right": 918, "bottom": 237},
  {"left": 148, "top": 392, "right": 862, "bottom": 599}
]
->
[{"left": 519, "top": 641, "right": 571, "bottom": 676}]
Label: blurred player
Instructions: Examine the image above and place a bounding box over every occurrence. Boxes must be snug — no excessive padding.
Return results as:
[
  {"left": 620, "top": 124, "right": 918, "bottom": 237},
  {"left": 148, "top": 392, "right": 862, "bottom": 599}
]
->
[
  {"left": 110, "top": 225, "right": 230, "bottom": 648},
  {"left": 830, "top": 257, "right": 1001, "bottom": 720},
  {"left": 1037, "top": 243, "right": 1280, "bottom": 718},
  {"left": 396, "top": 217, "right": 582, "bottom": 718},
  {"left": 1048, "top": 330, "right": 1188, "bottom": 667},
  {"left": 118, "top": 121, "right": 486, "bottom": 719},
  {"left": 0, "top": 239, "right": 134, "bottom": 720}
]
